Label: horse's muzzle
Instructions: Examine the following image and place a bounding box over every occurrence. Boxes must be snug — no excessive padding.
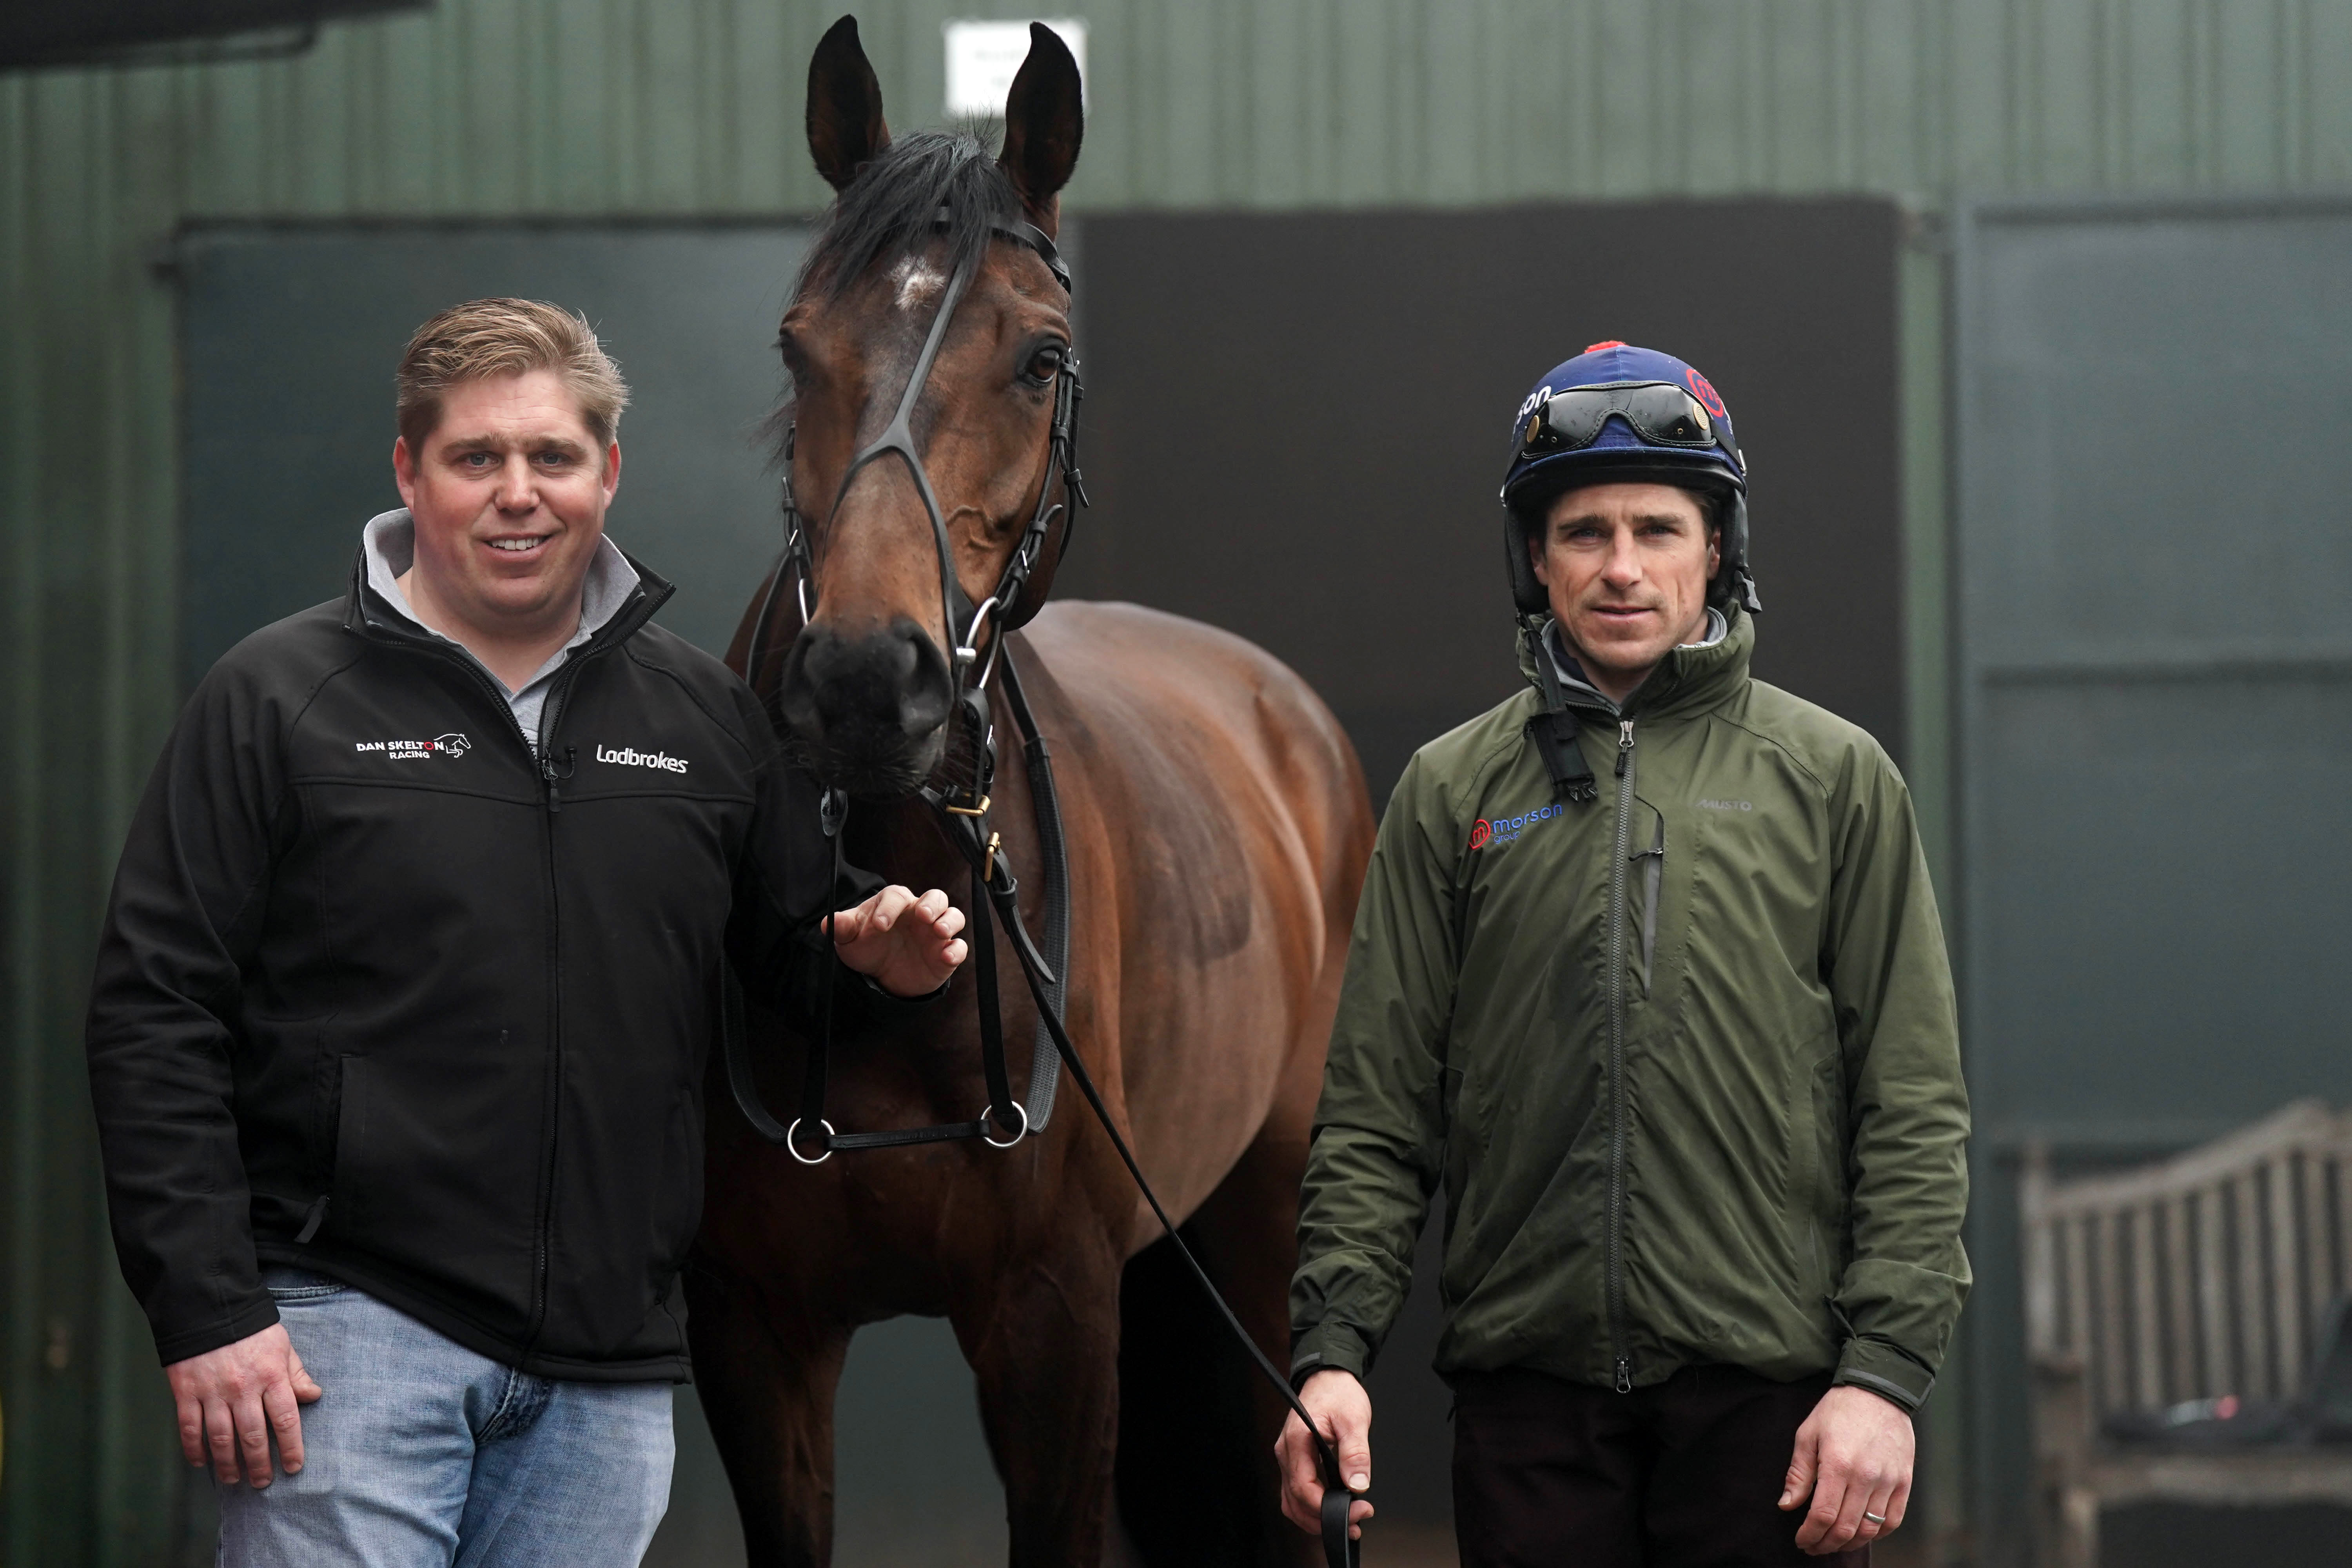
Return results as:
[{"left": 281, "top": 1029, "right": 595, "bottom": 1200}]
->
[{"left": 775, "top": 616, "right": 954, "bottom": 795}]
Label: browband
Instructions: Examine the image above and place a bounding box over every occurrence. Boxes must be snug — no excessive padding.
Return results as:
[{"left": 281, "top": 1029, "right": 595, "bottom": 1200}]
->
[{"left": 933, "top": 205, "right": 1070, "bottom": 294}]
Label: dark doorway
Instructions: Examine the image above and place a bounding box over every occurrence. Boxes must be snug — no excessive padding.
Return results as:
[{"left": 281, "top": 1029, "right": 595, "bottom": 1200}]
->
[{"left": 1060, "top": 199, "right": 1906, "bottom": 806}]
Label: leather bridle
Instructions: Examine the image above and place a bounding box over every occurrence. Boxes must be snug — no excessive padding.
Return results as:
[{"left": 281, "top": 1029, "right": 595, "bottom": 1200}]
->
[
  {"left": 744, "top": 209, "right": 1085, "bottom": 787},
  {"left": 737, "top": 208, "right": 1082, "bottom": 1160},
  {"left": 724, "top": 207, "right": 1363, "bottom": 1568}
]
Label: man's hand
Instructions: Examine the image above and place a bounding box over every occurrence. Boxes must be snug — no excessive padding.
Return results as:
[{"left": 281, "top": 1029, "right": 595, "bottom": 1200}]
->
[
  {"left": 1274, "top": 1369, "right": 1376, "bottom": 1541},
  {"left": 831, "top": 885, "right": 967, "bottom": 997},
  {"left": 165, "top": 1323, "right": 323, "bottom": 1487},
  {"left": 1780, "top": 1383, "right": 1914, "bottom": 1555}
]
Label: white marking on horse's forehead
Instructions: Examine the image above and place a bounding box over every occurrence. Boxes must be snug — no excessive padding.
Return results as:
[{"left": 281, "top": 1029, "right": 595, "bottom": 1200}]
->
[{"left": 888, "top": 256, "right": 948, "bottom": 313}]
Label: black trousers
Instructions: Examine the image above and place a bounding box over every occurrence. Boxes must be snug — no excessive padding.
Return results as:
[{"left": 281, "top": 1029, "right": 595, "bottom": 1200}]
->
[{"left": 1451, "top": 1363, "right": 1870, "bottom": 1568}]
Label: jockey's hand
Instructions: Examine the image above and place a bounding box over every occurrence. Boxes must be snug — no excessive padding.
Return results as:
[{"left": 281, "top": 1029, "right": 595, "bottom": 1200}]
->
[
  {"left": 1782, "top": 1383, "right": 1915, "bottom": 1555},
  {"left": 1275, "top": 1369, "right": 1375, "bottom": 1540},
  {"left": 166, "top": 1322, "right": 323, "bottom": 1487},
  {"left": 831, "top": 885, "right": 967, "bottom": 997}
]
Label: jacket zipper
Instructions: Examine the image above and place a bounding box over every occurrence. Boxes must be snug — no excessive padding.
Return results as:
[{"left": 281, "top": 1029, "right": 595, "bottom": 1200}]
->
[
  {"left": 344, "top": 584, "right": 655, "bottom": 1363},
  {"left": 360, "top": 642, "right": 575, "bottom": 1353},
  {"left": 522, "top": 666, "right": 584, "bottom": 1357},
  {"left": 1607, "top": 717, "right": 1636, "bottom": 1393}
]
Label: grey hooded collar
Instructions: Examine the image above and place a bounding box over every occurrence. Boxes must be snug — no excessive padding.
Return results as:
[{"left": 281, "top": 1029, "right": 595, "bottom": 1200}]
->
[
  {"left": 1545, "top": 606, "right": 1728, "bottom": 713},
  {"left": 359, "top": 508, "right": 641, "bottom": 745}
]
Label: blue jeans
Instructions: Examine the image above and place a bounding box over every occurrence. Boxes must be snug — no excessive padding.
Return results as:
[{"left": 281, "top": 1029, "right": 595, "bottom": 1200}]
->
[{"left": 218, "top": 1268, "right": 674, "bottom": 1568}]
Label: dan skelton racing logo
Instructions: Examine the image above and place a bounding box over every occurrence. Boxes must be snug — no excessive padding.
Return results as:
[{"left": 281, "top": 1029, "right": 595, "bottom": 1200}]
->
[{"left": 355, "top": 733, "right": 471, "bottom": 761}]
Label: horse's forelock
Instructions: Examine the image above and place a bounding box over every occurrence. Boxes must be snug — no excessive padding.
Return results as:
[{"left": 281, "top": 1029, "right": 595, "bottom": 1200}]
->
[
  {"left": 769, "top": 131, "right": 1024, "bottom": 466},
  {"left": 794, "top": 129, "right": 1020, "bottom": 307}
]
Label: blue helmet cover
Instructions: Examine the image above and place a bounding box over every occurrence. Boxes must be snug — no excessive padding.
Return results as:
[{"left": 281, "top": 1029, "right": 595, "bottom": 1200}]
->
[{"left": 1500, "top": 341, "right": 1746, "bottom": 515}]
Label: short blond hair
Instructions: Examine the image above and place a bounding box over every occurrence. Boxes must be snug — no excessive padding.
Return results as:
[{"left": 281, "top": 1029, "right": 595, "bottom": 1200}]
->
[{"left": 396, "top": 298, "right": 630, "bottom": 452}]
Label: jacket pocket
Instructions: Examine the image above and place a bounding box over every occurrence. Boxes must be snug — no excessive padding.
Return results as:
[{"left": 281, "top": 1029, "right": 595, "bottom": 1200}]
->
[
  {"left": 1788, "top": 1049, "right": 1851, "bottom": 1287},
  {"left": 329, "top": 1055, "right": 369, "bottom": 1231},
  {"left": 649, "top": 1091, "right": 703, "bottom": 1287},
  {"left": 309, "top": 1039, "right": 344, "bottom": 1188},
  {"left": 323, "top": 1038, "right": 542, "bottom": 1338},
  {"left": 1633, "top": 817, "right": 1666, "bottom": 997}
]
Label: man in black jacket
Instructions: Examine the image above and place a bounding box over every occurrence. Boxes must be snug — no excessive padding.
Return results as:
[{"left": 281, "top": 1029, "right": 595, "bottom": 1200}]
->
[{"left": 86, "top": 298, "right": 965, "bottom": 1566}]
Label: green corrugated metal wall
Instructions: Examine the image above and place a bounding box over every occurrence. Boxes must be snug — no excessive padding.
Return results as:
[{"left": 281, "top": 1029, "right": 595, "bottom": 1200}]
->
[{"left": 6, "top": 3, "right": 2350, "bottom": 1563}]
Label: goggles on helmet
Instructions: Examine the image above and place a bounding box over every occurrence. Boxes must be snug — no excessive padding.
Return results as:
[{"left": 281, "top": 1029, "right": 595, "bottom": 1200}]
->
[{"left": 1517, "top": 381, "right": 1745, "bottom": 476}]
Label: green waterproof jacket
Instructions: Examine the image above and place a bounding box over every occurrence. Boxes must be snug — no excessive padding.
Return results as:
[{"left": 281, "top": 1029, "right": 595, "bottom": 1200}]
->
[{"left": 1289, "top": 608, "right": 1969, "bottom": 1410}]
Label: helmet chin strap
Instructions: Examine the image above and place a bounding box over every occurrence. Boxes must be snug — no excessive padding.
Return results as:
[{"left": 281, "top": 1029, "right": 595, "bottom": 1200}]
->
[{"left": 1718, "top": 490, "right": 1762, "bottom": 614}]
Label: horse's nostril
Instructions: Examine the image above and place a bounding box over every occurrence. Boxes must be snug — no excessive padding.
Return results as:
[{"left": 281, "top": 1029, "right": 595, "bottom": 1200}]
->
[
  {"left": 775, "top": 618, "right": 953, "bottom": 774},
  {"left": 882, "top": 630, "right": 920, "bottom": 696},
  {"left": 895, "top": 631, "right": 952, "bottom": 741}
]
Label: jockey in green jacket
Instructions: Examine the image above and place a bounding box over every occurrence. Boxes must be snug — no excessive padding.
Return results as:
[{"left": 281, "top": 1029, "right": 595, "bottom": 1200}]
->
[{"left": 1278, "top": 343, "right": 1969, "bottom": 1567}]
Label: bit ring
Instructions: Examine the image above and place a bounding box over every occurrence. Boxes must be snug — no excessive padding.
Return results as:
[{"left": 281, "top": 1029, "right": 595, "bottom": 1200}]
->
[
  {"left": 982, "top": 1100, "right": 1029, "bottom": 1148},
  {"left": 785, "top": 1118, "right": 835, "bottom": 1165}
]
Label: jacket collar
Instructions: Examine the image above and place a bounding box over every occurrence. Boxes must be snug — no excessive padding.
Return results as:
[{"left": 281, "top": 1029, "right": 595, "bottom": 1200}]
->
[
  {"left": 343, "top": 528, "right": 674, "bottom": 659},
  {"left": 1517, "top": 605, "right": 1754, "bottom": 722},
  {"left": 359, "top": 509, "right": 644, "bottom": 640}
]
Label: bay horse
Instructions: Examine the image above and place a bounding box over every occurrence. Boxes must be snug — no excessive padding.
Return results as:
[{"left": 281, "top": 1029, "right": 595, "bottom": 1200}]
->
[{"left": 685, "top": 17, "right": 1375, "bottom": 1567}]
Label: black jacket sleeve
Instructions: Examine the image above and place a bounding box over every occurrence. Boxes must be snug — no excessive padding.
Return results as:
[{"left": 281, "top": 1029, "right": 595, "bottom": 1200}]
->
[{"left": 85, "top": 657, "right": 303, "bottom": 1365}]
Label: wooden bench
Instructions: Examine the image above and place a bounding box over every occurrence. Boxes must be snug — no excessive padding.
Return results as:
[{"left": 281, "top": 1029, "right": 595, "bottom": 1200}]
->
[{"left": 2021, "top": 1100, "right": 2352, "bottom": 1566}]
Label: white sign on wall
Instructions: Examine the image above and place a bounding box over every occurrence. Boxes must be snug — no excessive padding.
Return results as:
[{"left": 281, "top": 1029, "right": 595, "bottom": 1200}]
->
[{"left": 943, "top": 18, "right": 1087, "bottom": 116}]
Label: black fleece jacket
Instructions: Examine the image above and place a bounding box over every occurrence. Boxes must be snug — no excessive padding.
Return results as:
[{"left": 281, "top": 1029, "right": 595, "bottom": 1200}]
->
[{"left": 87, "top": 552, "right": 878, "bottom": 1381}]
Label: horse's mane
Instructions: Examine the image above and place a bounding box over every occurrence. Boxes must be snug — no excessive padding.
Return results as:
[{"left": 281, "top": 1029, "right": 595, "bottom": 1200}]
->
[{"left": 795, "top": 129, "right": 1020, "bottom": 305}]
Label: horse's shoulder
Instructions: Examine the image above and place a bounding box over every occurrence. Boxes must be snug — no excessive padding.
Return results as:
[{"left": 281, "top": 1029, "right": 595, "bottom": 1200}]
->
[
  {"left": 1012, "top": 601, "right": 1358, "bottom": 810},
  {"left": 1020, "top": 600, "right": 1333, "bottom": 728},
  {"left": 1024, "top": 598, "right": 1271, "bottom": 659},
  {"left": 1024, "top": 600, "right": 1321, "bottom": 697}
]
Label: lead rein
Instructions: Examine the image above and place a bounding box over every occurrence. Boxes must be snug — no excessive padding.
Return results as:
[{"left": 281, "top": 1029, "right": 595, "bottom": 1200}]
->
[
  {"left": 927, "top": 681, "right": 1362, "bottom": 1568},
  {"left": 720, "top": 644, "right": 1361, "bottom": 1567}
]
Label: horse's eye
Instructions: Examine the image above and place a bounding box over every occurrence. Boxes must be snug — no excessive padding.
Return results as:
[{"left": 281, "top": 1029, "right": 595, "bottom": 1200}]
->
[{"left": 1022, "top": 345, "right": 1065, "bottom": 386}]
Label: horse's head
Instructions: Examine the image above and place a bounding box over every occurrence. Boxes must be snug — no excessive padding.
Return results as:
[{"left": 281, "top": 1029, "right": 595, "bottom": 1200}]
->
[{"left": 769, "top": 15, "right": 1083, "bottom": 798}]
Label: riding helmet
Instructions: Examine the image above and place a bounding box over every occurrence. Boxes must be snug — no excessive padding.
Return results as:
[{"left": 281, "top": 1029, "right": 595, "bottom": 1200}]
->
[{"left": 1498, "top": 341, "right": 1759, "bottom": 616}]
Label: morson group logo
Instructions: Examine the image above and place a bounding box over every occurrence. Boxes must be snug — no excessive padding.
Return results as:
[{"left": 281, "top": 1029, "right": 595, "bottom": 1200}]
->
[
  {"left": 355, "top": 733, "right": 471, "bottom": 761},
  {"left": 1470, "top": 803, "right": 1565, "bottom": 850}
]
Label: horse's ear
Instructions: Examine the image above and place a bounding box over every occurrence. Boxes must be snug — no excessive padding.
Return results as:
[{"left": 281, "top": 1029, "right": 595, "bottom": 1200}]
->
[
  {"left": 997, "top": 23, "right": 1083, "bottom": 236},
  {"left": 807, "top": 15, "right": 891, "bottom": 192}
]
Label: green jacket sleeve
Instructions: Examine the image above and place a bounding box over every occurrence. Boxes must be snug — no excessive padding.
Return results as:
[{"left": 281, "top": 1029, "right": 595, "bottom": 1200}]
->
[
  {"left": 1821, "top": 748, "right": 1972, "bottom": 1411},
  {"left": 1289, "top": 752, "right": 1460, "bottom": 1383}
]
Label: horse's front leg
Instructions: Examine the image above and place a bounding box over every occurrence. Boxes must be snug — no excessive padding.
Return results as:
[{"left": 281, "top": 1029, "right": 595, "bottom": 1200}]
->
[
  {"left": 684, "top": 1258, "right": 852, "bottom": 1568},
  {"left": 954, "top": 1232, "right": 1126, "bottom": 1566}
]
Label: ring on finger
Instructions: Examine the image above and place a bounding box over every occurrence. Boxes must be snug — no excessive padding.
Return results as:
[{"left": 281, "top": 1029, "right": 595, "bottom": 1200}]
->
[{"left": 1862, "top": 1512, "right": 1887, "bottom": 1526}]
